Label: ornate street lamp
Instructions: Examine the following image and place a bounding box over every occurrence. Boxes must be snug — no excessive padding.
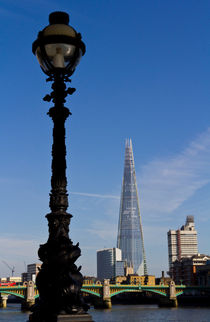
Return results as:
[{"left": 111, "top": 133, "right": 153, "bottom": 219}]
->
[{"left": 30, "top": 12, "right": 93, "bottom": 322}]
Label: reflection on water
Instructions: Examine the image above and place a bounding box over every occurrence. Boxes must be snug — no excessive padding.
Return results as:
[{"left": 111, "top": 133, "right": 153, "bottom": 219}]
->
[{"left": 1, "top": 304, "right": 210, "bottom": 322}]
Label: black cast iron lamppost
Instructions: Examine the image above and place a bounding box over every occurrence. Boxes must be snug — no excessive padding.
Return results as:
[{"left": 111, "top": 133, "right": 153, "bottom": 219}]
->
[{"left": 30, "top": 11, "right": 92, "bottom": 322}]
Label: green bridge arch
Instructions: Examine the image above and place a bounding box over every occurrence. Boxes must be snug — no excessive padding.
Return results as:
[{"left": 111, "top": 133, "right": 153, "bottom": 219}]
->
[
  {"left": 110, "top": 289, "right": 142, "bottom": 297},
  {"left": 81, "top": 288, "right": 101, "bottom": 297},
  {"left": 110, "top": 288, "right": 168, "bottom": 298},
  {"left": 81, "top": 286, "right": 171, "bottom": 298},
  {"left": 0, "top": 290, "right": 25, "bottom": 299}
]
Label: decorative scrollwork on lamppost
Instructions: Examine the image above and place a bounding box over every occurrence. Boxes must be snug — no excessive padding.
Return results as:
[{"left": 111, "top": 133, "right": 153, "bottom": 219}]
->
[{"left": 29, "top": 12, "right": 93, "bottom": 322}]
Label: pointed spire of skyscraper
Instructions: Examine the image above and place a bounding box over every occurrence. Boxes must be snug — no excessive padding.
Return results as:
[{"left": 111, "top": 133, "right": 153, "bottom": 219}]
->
[{"left": 117, "top": 139, "right": 147, "bottom": 275}]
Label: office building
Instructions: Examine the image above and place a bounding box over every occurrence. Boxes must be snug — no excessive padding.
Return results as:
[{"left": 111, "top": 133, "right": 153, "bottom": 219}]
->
[
  {"left": 27, "top": 263, "right": 41, "bottom": 282},
  {"left": 117, "top": 139, "right": 147, "bottom": 275},
  {"left": 97, "top": 248, "right": 125, "bottom": 280},
  {"left": 167, "top": 216, "right": 198, "bottom": 276},
  {"left": 115, "top": 261, "right": 125, "bottom": 276},
  {"left": 21, "top": 272, "right": 28, "bottom": 282}
]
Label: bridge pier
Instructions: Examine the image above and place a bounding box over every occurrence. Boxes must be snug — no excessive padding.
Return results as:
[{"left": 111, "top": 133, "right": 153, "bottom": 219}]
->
[
  {"left": 21, "top": 281, "right": 35, "bottom": 311},
  {"left": 0, "top": 294, "right": 8, "bottom": 308},
  {"left": 159, "top": 281, "right": 178, "bottom": 307},
  {"left": 93, "top": 297, "right": 112, "bottom": 309},
  {"left": 169, "top": 281, "right": 178, "bottom": 307},
  {"left": 21, "top": 299, "right": 35, "bottom": 311},
  {"left": 159, "top": 297, "right": 178, "bottom": 307},
  {"left": 102, "top": 297, "right": 112, "bottom": 309},
  {"left": 94, "top": 279, "right": 112, "bottom": 309},
  {"left": 102, "top": 279, "right": 112, "bottom": 308}
]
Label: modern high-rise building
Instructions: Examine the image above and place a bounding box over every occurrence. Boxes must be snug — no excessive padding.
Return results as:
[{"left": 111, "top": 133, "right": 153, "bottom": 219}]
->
[
  {"left": 167, "top": 216, "right": 198, "bottom": 276},
  {"left": 97, "top": 248, "right": 124, "bottom": 280},
  {"left": 117, "top": 139, "right": 147, "bottom": 276},
  {"left": 27, "top": 263, "right": 42, "bottom": 282}
]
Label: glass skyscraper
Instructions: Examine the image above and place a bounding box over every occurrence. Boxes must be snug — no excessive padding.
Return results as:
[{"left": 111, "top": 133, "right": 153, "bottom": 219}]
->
[{"left": 117, "top": 139, "right": 147, "bottom": 275}]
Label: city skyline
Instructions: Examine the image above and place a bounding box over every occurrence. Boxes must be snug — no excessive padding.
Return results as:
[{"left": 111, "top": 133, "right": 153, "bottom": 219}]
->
[{"left": 0, "top": 0, "right": 209, "bottom": 278}]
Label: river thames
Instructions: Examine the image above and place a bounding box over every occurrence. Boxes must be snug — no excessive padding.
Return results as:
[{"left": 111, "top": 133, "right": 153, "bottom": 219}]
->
[{"left": 1, "top": 304, "right": 210, "bottom": 321}]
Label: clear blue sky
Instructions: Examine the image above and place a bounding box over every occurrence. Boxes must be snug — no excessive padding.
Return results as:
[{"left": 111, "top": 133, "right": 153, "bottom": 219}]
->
[{"left": 0, "top": 0, "right": 209, "bottom": 277}]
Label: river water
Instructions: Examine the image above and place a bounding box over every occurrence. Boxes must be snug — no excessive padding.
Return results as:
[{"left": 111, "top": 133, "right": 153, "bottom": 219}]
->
[{"left": 1, "top": 304, "right": 210, "bottom": 321}]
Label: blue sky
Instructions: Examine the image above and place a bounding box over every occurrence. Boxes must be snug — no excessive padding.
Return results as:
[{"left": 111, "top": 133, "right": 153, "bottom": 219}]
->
[{"left": 0, "top": 0, "right": 209, "bottom": 277}]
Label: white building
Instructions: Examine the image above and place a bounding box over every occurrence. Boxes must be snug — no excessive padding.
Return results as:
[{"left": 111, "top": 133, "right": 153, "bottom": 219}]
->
[
  {"left": 97, "top": 248, "right": 125, "bottom": 280},
  {"left": 167, "top": 216, "right": 198, "bottom": 276}
]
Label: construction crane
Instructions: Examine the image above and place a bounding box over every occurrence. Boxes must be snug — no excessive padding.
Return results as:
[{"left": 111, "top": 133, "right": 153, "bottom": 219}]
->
[{"left": 2, "top": 261, "right": 15, "bottom": 276}]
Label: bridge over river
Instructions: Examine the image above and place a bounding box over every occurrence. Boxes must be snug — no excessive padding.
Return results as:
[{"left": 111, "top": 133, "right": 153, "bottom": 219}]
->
[{"left": 0, "top": 280, "right": 210, "bottom": 309}]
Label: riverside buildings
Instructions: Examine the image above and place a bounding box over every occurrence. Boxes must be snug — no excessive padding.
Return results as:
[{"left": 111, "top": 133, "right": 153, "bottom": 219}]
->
[
  {"left": 97, "top": 248, "right": 125, "bottom": 280},
  {"left": 173, "top": 254, "right": 210, "bottom": 285},
  {"left": 117, "top": 139, "right": 147, "bottom": 276},
  {"left": 167, "top": 216, "right": 198, "bottom": 277}
]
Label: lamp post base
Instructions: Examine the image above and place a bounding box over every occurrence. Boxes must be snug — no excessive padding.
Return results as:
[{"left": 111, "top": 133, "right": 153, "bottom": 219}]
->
[
  {"left": 28, "top": 313, "right": 94, "bottom": 322},
  {"left": 57, "top": 314, "right": 94, "bottom": 321}
]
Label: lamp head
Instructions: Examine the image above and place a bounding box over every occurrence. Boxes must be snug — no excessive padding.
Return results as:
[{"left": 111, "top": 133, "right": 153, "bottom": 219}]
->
[{"left": 32, "top": 11, "right": 86, "bottom": 76}]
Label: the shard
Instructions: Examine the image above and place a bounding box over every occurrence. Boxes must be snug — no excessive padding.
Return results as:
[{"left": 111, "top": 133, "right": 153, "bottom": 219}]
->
[{"left": 117, "top": 139, "right": 147, "bottom": 275}]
